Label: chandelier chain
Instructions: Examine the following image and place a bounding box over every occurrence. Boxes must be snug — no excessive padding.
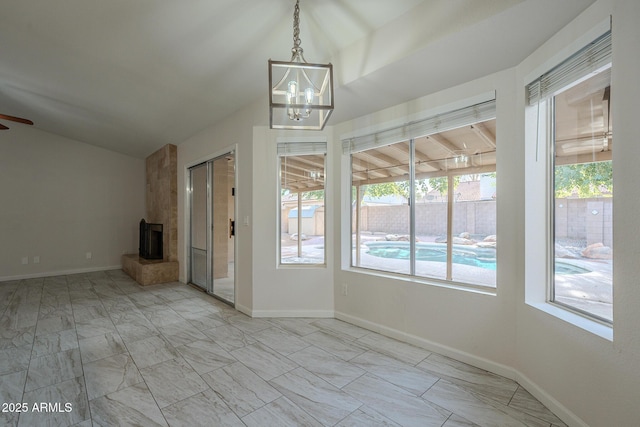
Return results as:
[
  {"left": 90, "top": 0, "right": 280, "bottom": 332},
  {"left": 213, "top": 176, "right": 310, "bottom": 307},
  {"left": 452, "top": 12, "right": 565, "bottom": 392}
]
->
[{"left": 291, "top": 0, "right": 303, "bottom": 59}]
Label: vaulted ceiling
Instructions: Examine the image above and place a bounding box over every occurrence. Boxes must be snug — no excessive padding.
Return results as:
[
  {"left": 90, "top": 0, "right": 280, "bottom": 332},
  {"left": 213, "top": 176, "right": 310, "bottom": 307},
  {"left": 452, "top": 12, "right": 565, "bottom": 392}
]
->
[{"left": 0, "top": 0, "right": 595, "bottom": 158}]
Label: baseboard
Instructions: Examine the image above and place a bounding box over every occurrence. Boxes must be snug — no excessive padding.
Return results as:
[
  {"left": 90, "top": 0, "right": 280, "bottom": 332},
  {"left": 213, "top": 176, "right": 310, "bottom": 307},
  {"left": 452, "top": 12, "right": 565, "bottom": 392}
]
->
[
  {"left": 234, "top": 303, "right": 252, "bottom": 317},
  {"left": 515, "top": 371, "right": 588, "bottom": 427},
  {"left": 335, "top": 310, "right": 517, "bottom": 380},
  {"left": 242, "top": 308, "right": 335, "bottom": 318},
  {"left": 0, "top": 265, "right": 122, "bottom": 283},
  {"left": 334, "top": 310, "right": 587, "bottom": 427}
]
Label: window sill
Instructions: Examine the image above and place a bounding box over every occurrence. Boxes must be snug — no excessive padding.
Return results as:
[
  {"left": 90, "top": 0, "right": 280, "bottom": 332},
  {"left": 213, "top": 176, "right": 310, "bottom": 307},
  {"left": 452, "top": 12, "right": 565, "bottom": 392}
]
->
[
  {"left": 278, "top": 263, "right": 327, "bottom": 269},
  {"left": 526, "top": 301, "right": 613, "bottom": 341},
  {"left": 343, "top": 266, "right": 497, "bottom": 296}
]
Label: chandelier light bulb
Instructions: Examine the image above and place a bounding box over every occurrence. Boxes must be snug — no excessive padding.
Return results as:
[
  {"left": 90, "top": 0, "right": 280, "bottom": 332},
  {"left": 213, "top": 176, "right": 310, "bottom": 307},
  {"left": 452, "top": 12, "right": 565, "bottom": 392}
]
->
[
  {"left": 288, "top": 81, "right": 298, "bottom": 102},
  {"left": 304, "top": 87, "right": 314, "bottom": 104}
]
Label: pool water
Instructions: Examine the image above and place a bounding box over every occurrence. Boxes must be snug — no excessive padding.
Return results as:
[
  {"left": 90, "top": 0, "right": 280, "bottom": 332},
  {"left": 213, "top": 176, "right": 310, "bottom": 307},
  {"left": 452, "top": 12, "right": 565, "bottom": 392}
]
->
[
  {"left": 368, "top": 246, "right": 496, "bottom": 269},
  {"left": 366, "top": 243, "right": 590, "bottom": 274}
]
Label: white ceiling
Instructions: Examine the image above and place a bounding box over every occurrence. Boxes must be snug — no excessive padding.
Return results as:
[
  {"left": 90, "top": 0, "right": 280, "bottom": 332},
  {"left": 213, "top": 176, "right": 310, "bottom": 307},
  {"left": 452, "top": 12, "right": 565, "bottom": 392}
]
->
[{"left": 0, "top": 0, "right": 595, "bottom": 158}]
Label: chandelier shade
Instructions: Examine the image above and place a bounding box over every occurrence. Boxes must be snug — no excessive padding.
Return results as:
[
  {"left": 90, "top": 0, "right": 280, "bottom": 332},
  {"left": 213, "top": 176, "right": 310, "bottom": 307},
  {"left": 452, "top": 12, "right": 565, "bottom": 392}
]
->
[{"left": 269, "top": 0, "right": 334, "bottom": 130}]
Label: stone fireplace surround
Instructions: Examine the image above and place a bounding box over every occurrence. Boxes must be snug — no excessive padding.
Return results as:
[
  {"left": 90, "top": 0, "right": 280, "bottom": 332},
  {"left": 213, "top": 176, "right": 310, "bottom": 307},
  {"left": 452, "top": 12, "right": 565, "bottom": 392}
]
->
[{"left": 122, "top": 144, "right": 178, "bottom": 285}]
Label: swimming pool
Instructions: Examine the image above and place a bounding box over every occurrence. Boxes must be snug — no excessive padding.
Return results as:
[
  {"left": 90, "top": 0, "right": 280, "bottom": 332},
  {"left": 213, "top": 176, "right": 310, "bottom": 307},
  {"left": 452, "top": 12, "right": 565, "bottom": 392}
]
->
[{"left": 364, "top": 241, "right": 590, "bottom": 274}]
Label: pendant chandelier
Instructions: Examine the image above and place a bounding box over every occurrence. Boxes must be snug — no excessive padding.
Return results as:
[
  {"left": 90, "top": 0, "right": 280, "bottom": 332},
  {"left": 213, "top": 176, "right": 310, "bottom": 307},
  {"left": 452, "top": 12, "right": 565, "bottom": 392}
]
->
[{"left": 269, "top": 0, "right": 333, "bottom": 130}]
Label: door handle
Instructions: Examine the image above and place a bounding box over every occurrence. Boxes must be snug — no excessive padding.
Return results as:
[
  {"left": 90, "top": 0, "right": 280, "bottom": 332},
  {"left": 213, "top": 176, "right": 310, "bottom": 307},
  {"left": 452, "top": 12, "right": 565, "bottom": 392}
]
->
[{"left": 229, "top": 219, "right": 235, "bottom": 238}]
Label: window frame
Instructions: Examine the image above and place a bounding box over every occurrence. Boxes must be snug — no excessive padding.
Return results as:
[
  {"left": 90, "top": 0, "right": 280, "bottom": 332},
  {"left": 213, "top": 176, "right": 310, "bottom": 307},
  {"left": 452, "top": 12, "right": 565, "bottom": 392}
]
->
[
  {"left": 548, "top": 71, "right": 613, "bottom": 325},
  {"left": 277, "top": 141, "right": 327, "bottom": 267},
  {"left": 344, "top": 98, "right": 497, "bottom": 291},
  {"left": 524, "top": 25, "right": 614, "bottom": 334}
]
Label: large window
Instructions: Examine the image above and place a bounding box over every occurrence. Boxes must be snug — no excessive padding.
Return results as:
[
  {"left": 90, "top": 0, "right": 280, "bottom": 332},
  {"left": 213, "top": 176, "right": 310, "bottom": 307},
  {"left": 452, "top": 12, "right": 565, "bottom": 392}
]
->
[
  {"left": 527, "top": 31, "right": 612, "bottom": 323},
  {"left": 346, "top": 99, "right": 497, "bottom": 288},
  {"left": 278, "top": 142, "right": 326, "bottom": 265}
]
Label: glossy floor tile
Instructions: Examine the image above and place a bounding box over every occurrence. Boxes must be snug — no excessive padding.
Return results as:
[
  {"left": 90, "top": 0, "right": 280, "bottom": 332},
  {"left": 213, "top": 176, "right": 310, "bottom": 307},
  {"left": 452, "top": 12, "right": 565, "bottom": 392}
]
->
[{"left": 0, "top": 270, "right": 566, "bottom": 426}]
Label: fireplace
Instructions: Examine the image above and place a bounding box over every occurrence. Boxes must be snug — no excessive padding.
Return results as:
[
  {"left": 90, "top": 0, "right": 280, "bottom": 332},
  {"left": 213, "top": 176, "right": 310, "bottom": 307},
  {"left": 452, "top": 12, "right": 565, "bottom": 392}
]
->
[{"left": 139, "top": 219, "right": 163, "bottom": 260}]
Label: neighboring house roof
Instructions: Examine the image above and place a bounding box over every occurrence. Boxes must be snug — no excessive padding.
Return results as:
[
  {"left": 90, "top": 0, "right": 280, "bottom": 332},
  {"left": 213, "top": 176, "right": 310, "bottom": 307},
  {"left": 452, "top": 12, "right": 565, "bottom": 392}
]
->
[{"left": 288, "top": 205, "right": 321, "bottom": 218}]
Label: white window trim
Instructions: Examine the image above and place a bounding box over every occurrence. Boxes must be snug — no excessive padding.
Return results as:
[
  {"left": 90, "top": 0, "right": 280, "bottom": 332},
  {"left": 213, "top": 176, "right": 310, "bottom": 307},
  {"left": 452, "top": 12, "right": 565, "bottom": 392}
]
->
[
  {"left": 341, "top": 96, "right": 497, "bottom": 291},
  {"left": 523, "top": 111, "right": 612, "bottom": 340},
  {"left": 523, "top": 24, "right": 613, "bottom": 340},
  {"left": 277, "top": 138, "right": 327, "bottom": 268}
]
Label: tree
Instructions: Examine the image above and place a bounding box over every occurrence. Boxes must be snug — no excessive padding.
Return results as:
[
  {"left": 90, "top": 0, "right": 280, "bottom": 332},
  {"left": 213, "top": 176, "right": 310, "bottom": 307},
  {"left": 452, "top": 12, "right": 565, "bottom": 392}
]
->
[
  {"left": 358, "top": 180, "right": 430, "bottom": 201},
  {"left": 364, "top": 182, "right": 409, "bottom": 199},
  {"left": 428, "top": 176, "right": 466, "bottom": 195},
  {"left": 350, "top": 177, "right": 450, "bottom": 204},
  {"left": 302, "top": 189, "right": 325, "bottom": 200},
  {"left": 555, "top": 161, "right": 613, "bottom": 198}
]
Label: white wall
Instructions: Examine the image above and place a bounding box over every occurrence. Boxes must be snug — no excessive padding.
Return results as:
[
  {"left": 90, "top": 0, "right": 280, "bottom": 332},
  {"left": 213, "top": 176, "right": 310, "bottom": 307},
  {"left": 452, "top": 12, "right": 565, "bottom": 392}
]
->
[
  {"left": 333, "top": 70, "right": 519, "bottom": 373},
  {"left": 515, "top": 1, "right": 640, "bottom": 426},
  {"left": 0, "top": 126, "right": 145, "bottom": 280},
  {"left": 250, "top": 127, "right": 334, "bottom": 317},
  {"left": 332, "top": 0, "right": 640, "bottom": 425},
  {"left": 177, "top": 101, "right": 260, "bottom": 313},
  {"left": 177, "top": 99, "right": 335, "bottom": 316},
  {"left": 173, "top": 0, "right": 640, "bottom": 424}
]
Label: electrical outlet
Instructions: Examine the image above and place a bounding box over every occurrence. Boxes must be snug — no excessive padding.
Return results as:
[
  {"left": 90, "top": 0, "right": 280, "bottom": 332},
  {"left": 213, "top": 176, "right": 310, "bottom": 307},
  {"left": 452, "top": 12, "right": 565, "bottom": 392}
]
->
[
  {"left": 341, "top": 283, "right": 348, "bottom": 296},
  {"left": 86, "top": 252, "right": 92, "bottom": 259},
  {"left": 33, "top": 256, "right": 40, "bottom": 264},
  {"left": 21, "top": 256, "right": 29, "bottom": 265}
]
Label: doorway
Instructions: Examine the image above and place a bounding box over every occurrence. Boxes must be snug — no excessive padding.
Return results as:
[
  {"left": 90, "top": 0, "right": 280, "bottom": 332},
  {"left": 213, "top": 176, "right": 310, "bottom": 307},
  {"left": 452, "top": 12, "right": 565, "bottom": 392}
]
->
[{"left": 188, "top": 152, "right": 236, "bottom": 305}]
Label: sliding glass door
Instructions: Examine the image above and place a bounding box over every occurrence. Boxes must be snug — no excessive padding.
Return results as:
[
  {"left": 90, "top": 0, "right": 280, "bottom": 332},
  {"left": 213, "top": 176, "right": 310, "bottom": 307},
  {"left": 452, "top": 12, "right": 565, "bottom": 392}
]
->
[
  {"left": 211, "top": 154, "right": 235, "bottom": 303},
  {"left": 189, "top": 163, "right": 208, "bottom": 290},
  {"left": 188, "top": 152, "right": 235, "bottom": 305}
]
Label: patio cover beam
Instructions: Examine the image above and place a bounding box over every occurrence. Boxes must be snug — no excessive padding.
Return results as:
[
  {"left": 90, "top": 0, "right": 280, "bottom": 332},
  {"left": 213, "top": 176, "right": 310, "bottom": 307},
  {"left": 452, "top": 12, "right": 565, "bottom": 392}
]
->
[{"left": 470, "top": 123, "right": 496, "bottom": 149}]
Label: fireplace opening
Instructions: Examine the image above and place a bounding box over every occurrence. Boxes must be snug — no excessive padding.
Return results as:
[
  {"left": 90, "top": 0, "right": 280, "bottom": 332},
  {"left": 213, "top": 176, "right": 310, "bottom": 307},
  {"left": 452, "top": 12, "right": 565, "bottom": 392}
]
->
[{"left": 139, "top": 219, "right": 163, "bottom": 260}]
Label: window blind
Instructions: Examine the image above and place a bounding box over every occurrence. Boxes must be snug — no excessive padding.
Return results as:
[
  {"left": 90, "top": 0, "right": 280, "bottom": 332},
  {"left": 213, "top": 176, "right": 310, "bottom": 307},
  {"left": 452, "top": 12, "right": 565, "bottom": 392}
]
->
[
  {"left": 342, "top": 98, "right": 496, "bottom": 154},
  {"left": 277, "top": 141, "right": 327, "bottom": 156},
  {"left": 527, "top": 31, "right": 611, "bottom": 105}
]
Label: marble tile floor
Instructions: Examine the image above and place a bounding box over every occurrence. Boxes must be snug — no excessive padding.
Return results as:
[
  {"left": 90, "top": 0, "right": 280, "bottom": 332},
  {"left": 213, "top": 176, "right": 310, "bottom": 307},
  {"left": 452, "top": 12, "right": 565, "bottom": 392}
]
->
[{"left": 0, "top": 270, "right": 567, "bottom": 427}]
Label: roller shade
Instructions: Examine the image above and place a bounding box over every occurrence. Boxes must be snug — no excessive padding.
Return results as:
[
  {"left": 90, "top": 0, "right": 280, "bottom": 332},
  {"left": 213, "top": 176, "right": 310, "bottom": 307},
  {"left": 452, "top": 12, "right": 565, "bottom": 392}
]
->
[
  {"left": 527, "top": 31, "right": 611, "bottom": 105},
  {"left": 342, "top": 98, "right": 496, "bottom": 154},
  {"left": 277, "top": 141, "right": 327, "bottom": 156}
]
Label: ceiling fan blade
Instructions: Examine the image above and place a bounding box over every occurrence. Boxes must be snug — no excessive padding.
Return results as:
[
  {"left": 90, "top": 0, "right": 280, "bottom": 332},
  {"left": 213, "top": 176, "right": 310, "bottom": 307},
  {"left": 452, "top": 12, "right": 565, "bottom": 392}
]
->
[
  {"left": 0, "top": 123, "right": 9, "bottom": 130},
  {"left": 0, "top": 114, "right": 34, "bottom": 125}
]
